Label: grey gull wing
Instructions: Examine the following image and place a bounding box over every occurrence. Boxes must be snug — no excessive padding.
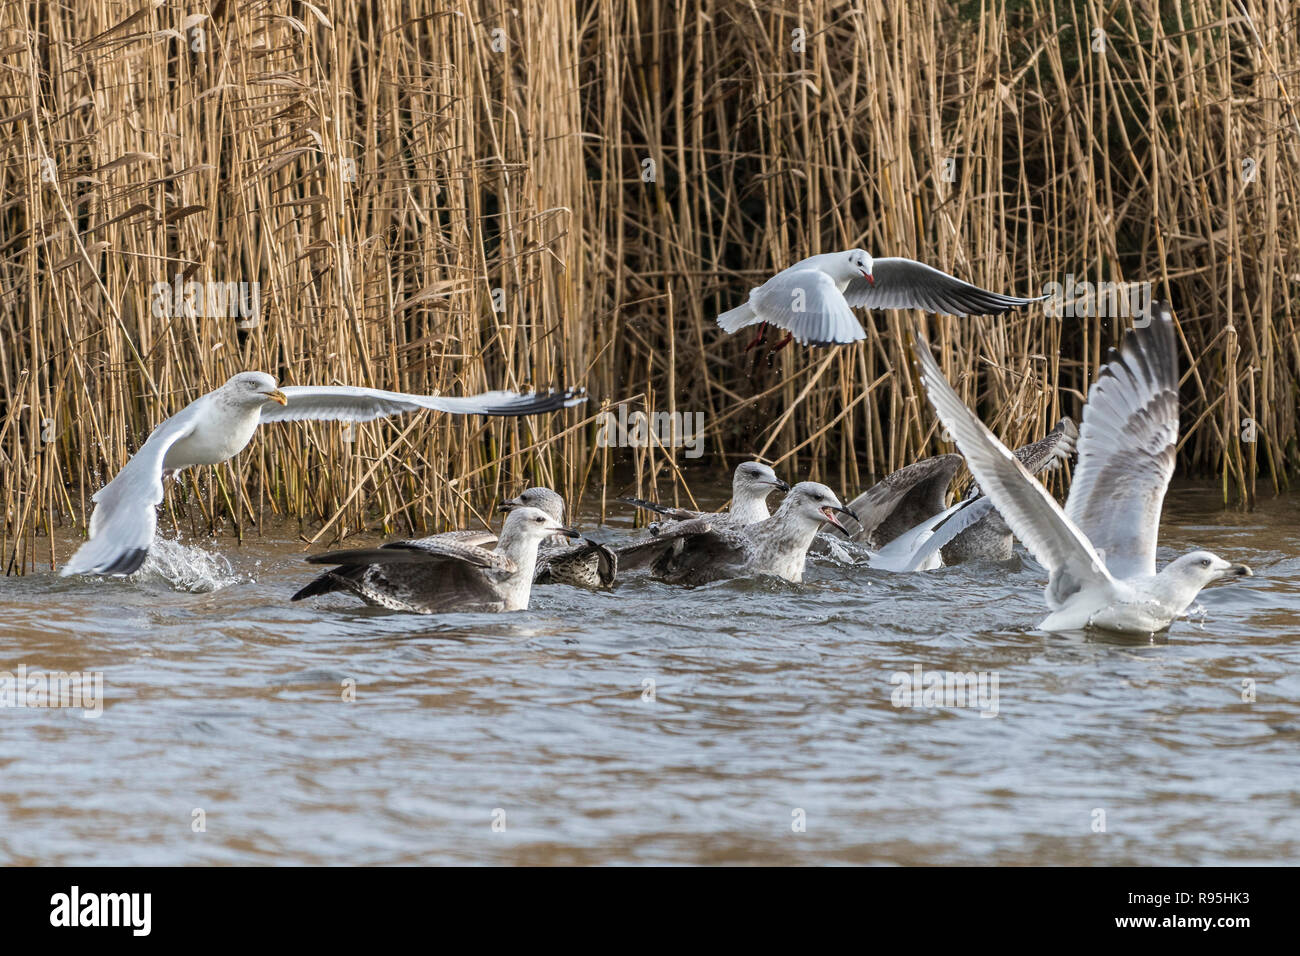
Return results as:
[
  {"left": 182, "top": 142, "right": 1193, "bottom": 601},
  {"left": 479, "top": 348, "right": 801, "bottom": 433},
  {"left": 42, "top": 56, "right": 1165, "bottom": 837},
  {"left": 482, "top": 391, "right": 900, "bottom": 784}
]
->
[
  {"left": 291, "top": 533, "right": 511, "bottom": 607},
  {"left": 944, "top": 417, "right": 1078, "bottom": 563},
  {"left": 844, "top": 453, "right": 963, "bottom": 547},
  {"left": 912, "top": 325, "right": 1115, "bottom": 608},
  {"left": 1062, "top": 309, "right": 1179, "bottom": 579},
  {"left": 262, "top": 385, "right": 586, "bottom": 424},
  {"left": 60, "top": 404, "right": 203, "bottom": 576},
  {"left": 843, "top": 259, "right": 1047, "bottom": 316}
]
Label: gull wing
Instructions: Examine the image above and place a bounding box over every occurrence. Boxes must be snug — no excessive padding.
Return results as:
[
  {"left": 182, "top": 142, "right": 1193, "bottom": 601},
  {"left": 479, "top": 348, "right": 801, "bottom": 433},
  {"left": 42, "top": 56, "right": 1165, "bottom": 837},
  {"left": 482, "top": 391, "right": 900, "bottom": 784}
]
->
[
  {"left": 913, "top": 329, "right": 1115, "bottom": 607},
  {"left": 1013, "top": 417, "right": 1078, "bottom": 477},
  {"left": 614, "top": 516, "right": 751, "bottom": 577},
  {"left": 305, "top": 535, "right": 514, "bottom": 572},
  {"left": 61, "top": 404, "right": 204, "bottom": 577},
  {"left": 844, "top": 258, "right": 1047, "bottom": 315},
  {"left": 867, "top": 500, "right": 968, "bottom": 572},
  {"left": 1063, "top": 304, "right": 1179, "bottom": 580},
  {"left": 901, "top": 496, "right": 998, "bottom": 571},
  {"left": 617, "top": 496, "right": 701, "bottom": 521},
  {"left": 749, "top": 269, "right": 866, "bottom": 346},
  {"left": 291, "top": 533, "right": 511, "bottom": 602},
  {"left": 536, "top": 538, "right": 618, "bottom": 588},
  {"left": 844, "top": 453, "right": 963, "bottom": 546},
  {"left": 260, "top": 385, "right": 586, "bottom": 423}
]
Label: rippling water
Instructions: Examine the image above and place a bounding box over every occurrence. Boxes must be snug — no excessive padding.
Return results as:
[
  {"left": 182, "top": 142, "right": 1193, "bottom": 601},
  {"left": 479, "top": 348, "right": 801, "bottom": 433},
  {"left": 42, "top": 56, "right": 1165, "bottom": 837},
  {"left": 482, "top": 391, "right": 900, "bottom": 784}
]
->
[{"left": 1, "top": 482, "right": 1297, "bottom": 865}]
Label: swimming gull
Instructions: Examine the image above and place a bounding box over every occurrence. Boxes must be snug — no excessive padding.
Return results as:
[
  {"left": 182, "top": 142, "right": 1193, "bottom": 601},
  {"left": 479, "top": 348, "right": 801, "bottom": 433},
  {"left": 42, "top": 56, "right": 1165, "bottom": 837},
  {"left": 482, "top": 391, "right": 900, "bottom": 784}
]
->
[
  {"left": 498, "top": 486, "right": 616, "bottom": 589},
  {"left": 618, "top": 461, "right": 789, "bottom": 528},
  {"left": 938, "top": 417, "right": 1078, "bottom": 564},
  {"left": 615, "top": 462, "right": 790, "bottom": 572},
  {"left": 717, "top": 249, "right": 1046, "bottom": 349},
  {"left": 816, "top": 419, "right": 1074, "bottom": 571},
  {"left": 619, "top": 481, "right": 854, "bottom": 585},
  {"left": 62, "top": 372, "right": 585, "bottom": 577},
  {"left": 913, "top": 301, "right": 1252, "bottom": 634},
  {"left": 290, "top": 505, "right": 578, "bottom": 613}
]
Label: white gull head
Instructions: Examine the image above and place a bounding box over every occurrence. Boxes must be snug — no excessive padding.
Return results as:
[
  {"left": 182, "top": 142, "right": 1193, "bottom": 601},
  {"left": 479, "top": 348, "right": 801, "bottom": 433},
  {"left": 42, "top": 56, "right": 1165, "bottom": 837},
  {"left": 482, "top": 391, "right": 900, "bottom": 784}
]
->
[
  {"left": 730, "top": 461, "right": 789, "bottom": 524},
  {"left": 217, "top": 371, "right": 287, "bottom": 408}
]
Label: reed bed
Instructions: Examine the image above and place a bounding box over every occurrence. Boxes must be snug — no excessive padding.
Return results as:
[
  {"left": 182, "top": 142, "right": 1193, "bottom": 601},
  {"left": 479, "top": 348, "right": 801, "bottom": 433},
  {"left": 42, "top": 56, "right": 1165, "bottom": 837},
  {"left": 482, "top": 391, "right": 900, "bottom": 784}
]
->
[{"left": 1, "top": 0, "right": 1297, "bottom": 572}]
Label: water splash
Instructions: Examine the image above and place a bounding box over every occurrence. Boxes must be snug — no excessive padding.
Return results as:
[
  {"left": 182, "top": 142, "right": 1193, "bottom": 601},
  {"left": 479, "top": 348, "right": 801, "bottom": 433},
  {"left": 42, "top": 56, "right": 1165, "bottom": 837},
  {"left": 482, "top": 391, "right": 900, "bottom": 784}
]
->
[{"left": 137, "top": 538, "right": 244, "bottom": 592}]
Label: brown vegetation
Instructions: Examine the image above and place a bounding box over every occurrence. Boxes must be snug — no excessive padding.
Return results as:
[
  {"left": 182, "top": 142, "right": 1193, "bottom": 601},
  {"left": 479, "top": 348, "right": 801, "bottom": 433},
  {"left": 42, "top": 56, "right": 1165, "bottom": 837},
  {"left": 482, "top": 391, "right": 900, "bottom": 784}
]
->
[{"left": 2, "top": 0, "right": 1296, "bottom": 572}]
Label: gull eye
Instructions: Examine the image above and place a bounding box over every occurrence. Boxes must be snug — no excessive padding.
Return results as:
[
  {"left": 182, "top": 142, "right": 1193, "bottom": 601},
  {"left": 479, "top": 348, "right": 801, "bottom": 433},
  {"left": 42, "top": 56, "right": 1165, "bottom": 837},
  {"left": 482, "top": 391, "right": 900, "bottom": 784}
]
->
[{"left": 1200, "top": 558, "right": 1211, "bottom": 568}]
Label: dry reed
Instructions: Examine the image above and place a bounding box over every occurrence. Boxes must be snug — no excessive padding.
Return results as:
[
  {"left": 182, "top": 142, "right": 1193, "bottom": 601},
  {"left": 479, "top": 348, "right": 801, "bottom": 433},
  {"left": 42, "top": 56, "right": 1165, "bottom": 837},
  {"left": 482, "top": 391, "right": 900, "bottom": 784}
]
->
[{"left": 1, "top": 0, "right": 1296, "bottom": 573}]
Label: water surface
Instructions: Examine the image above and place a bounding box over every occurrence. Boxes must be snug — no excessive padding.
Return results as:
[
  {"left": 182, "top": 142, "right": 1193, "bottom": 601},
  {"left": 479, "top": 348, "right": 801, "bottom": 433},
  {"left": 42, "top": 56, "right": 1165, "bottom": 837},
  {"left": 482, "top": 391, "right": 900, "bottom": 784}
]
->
[{"left": 1, "top": 482, "right": 1297, "bottom": 865}]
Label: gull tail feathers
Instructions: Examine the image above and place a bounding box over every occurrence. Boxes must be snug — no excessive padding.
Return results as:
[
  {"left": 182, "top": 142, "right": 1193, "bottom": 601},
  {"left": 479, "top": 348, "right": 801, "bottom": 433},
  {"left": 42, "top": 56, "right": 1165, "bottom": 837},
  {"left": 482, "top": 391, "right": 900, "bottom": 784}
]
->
[{"left": 717, "top": 301, "right": 761, "bottom": 333}]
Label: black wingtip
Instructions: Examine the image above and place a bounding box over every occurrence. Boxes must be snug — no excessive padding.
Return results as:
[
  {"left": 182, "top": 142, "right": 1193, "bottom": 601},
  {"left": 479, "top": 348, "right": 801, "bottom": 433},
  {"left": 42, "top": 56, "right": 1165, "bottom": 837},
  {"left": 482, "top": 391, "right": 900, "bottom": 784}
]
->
[
  {"left": 101, "top": 548, "right": 149, "bottom": 576},
  {"left": 481, "top": 386, "right": 588, "bottom": 417},
  {"left": 617, "top": 496, "right": 676, "bottom": 516}
]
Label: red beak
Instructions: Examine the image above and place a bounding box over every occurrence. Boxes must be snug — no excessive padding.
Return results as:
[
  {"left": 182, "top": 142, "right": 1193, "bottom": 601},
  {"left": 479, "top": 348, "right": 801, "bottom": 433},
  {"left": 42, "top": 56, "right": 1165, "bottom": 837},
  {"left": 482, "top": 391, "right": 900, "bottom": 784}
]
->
[{"left": 862, "top": 271, "right": 874, "bottom": 285}]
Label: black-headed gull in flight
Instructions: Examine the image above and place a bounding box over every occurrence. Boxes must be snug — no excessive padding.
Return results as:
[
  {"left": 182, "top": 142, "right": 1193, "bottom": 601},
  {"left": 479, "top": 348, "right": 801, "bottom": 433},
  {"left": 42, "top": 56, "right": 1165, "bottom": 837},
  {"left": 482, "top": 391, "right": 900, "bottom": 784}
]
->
[{"left": 718, "top": 249, "right": 1046, "bottom": 349}]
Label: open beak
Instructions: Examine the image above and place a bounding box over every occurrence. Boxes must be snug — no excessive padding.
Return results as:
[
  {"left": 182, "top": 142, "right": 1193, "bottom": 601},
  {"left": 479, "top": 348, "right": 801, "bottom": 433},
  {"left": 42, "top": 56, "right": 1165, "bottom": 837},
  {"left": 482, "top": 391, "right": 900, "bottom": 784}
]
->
[
  {"left": 820, "top": 506, "right": 854, "bottom": 533},
  {"left": 768, "top": 479, "right": 791, "bottom": 492},
  {"left": 498, "top": 498, "right": 521, "bottom": 513},
  {"left": 263, "top": 389, "right": 288, "bottom": 406}
]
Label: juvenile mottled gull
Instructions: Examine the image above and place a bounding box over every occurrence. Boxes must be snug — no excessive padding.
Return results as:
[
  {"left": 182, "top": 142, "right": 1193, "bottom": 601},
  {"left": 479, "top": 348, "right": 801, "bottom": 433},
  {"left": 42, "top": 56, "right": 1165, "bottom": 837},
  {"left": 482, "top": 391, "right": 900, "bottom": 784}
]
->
[
  {"left": 717, "top": 249, "right": 1046, "bottom": 348},
  {"left": 939, "top": 418, "right": 1078, "bottom": 564},
  {"left": 498, "top": 487, "right": 616, "bottom": 589},
  {"left": 290, "top": 506, "right": 578, "bottom": 613},
  {"left": 914, "top": 302, "right": 1252, "bottom": 634},
  {"left": 619, "top": 482, "right": 854, "bottom": 586},
  {"left": 824, "top": 418, "right": 1076, "bottom": 571},
  {"left": 62, "top": 372, "right": 585, "bottom": 577},
  {"left": 619, "top": 461, "right": 789, "bottom": 528}
]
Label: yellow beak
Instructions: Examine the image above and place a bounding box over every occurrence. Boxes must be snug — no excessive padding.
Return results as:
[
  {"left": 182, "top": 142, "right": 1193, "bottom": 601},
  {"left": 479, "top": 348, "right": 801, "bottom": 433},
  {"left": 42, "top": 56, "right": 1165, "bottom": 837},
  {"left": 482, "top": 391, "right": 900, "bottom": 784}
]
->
[{"left": 265, "top": 389, "right": 288, "bottom": 406}]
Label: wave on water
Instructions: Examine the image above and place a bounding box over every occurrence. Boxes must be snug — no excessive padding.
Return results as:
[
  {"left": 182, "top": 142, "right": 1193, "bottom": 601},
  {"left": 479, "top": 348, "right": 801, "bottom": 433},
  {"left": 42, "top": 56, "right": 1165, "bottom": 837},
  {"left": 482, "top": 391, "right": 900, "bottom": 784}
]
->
[{"left": 136, "top": 538, "right": 245, "bottom": 593}]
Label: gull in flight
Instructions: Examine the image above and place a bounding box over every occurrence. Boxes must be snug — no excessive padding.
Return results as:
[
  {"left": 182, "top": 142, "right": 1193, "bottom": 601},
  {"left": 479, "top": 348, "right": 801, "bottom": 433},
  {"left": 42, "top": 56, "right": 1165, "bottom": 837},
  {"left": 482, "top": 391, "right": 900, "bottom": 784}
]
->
[
  {"left": 717, "top": 249, "right": 1046, "bottom": 351},
  {"left": 617, "top": 482, "right": 854, "bottom": 586},
  {"left": 290, "top": 505, "right": 578, "bottom": 613},
  {"left": 913, "top": 302, "right": 1251, "bottom": 634},
  {"left": 62, "top": 372, "right": 586, "bottom": 577}
]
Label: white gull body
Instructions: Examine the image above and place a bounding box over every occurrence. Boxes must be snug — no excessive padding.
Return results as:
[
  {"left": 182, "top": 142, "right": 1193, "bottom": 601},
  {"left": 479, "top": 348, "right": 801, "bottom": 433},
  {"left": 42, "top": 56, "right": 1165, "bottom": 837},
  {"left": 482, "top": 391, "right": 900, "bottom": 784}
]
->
[
  {"left": 717, "top": 249, "right": 1046, "bottom": 347},
  {"left": 914, "top": 302, "right": 1251, "bottom": 634},
  {"left": 63, "top": 372, "right": 585, "bottom": 577}
]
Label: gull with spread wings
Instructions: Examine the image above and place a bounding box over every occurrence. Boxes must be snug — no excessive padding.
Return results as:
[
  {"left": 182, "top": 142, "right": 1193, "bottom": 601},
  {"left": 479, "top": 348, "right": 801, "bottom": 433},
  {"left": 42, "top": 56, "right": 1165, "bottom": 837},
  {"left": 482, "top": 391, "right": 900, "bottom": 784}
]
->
[
  {"left": 913, "top": 302, "right": 1250, "bottom": 634},
  {"left": 290, "top": 505, "right": 578, "bottom": 614},
  {"left": 62, "top": 372, "right": 585, "bottom": 577},
  {"left": 717, "top": 249, "right": 1046, "bottom": 351}
]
